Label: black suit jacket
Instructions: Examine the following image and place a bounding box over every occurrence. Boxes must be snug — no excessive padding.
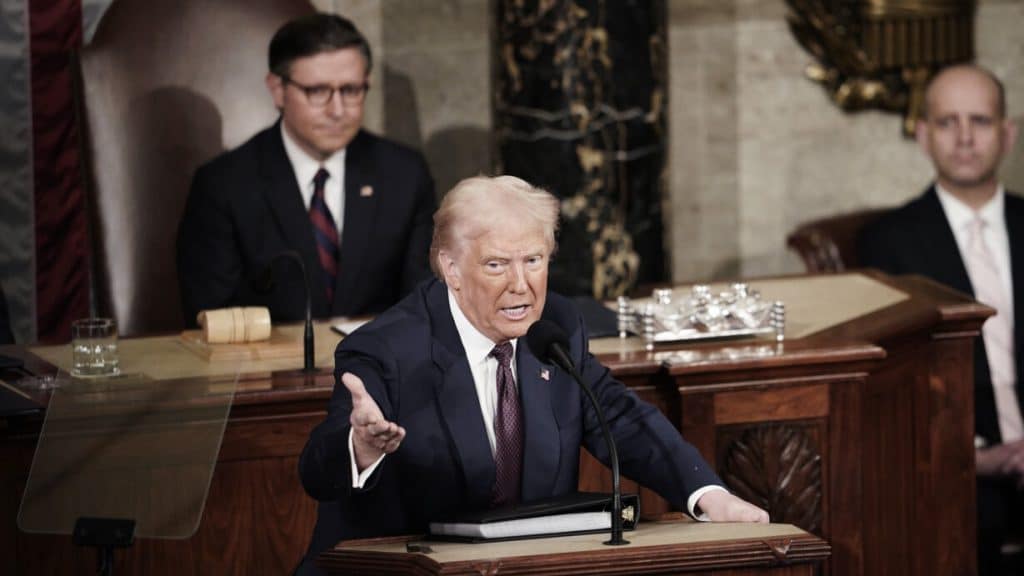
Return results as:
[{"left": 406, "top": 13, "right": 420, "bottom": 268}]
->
[
  {"left": 859, "top": 186, "right": 1024, "bottom": 445},
  {"left": 298, "top": 279, "right": 722, "bottom": 558},
  {"left": 176, "top": 123, "right": 436, "bottom": 326}
]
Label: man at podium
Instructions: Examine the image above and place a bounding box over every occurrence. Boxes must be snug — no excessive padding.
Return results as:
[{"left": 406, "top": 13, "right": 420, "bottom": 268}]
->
[{"left": 297, "top": 175, "right": 767, "bottom": 574}]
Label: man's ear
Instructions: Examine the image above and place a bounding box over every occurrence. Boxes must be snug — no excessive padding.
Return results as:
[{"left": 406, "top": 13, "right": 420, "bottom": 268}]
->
[
  {"left": 438, "top": 251, "right": 461, "bottom": 290},
  {"left": 266, "top": 73, "right": 285, "bottom": 110}
]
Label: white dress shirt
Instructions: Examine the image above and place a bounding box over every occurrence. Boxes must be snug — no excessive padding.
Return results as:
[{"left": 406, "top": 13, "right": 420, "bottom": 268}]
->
[
  {"left": 349, "top": 288, "right": 724, "bottom": 519},
  {"left": 280, "top": 123, "right": 346, "bottom": 235},
  {"left": 935, "top": 184, "right": 1022, "bottom": 443},
  {"left": 447, "top": 289, "right": 516, "bottom": 456},
  {"left": 936, "top": 185, "right": 1014, "bottom": 307}
]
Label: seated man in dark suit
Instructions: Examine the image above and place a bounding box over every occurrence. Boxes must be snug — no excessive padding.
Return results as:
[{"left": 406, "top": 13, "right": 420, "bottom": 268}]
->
[
  {"left": 177, "top": 13, "right": 436, "bottom": 326},
  {"left": 296, "top": 175, "right": 768, "bottom": 573},
  {"left": 859, "top": 64, "right": 1021, "bottom": 575}
]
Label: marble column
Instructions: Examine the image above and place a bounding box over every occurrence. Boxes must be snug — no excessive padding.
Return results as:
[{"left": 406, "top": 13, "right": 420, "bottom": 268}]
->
[{"left": 495, "top": 0, "right": 667, "bottom": 298}]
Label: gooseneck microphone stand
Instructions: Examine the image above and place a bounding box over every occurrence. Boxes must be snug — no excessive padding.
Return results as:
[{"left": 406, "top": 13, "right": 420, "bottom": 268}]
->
[
  {"left": 526, "top": 320, "right": 629, "bottom": 545},
  {"left": 256, "top": 251, "right": 315, "bottom": 372}
]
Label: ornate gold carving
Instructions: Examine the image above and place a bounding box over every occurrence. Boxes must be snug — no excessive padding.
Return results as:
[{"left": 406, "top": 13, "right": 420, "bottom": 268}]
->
[
  {"left": 786, "top": 0, "right": 976, "bottom": 135},
  {"left": 593, "top": 221, "right": 640, "bottom": 299},
  {"left": 718, "top": 424, "right": 822, "bottom": 533}
]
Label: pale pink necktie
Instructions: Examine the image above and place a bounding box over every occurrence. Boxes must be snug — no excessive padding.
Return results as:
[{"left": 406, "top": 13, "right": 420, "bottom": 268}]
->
[{"left": 964, "top": 216, "right": 1023, "bottom": 442}]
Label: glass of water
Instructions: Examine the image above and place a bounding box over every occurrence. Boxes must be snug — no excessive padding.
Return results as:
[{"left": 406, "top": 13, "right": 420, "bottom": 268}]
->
[{"left": 71, "top": 317, "right": 120, "bottom": 378}]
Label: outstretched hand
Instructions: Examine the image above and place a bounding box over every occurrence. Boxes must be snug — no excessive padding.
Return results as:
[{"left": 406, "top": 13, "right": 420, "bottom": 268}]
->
[
  {"left": 697, "top": 490, "right": 770, "bottom": 523},
  {"left": 342, "top": 372, "right": 406, "bottom": 471}
]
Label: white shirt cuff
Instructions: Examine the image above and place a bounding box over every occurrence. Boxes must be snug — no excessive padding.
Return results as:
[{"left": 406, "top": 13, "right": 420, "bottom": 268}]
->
[
  {"left": 348, "top": 428, "right": 386, "bottom": 488},
  {"left": 687, "top": 485, "right": 729, "bottom": 521}
]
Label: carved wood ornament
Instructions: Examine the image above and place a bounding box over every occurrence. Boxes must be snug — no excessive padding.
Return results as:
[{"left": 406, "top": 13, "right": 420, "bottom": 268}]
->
[
  {"left": 786, "top": 0, "right": 976, "bottom": 135},
  {"left": 719, "top": 424, "right": 823, "bottom": 533}
]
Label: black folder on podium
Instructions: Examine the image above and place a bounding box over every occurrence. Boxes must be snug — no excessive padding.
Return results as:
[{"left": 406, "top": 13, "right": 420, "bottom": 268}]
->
[{"left": 428, "top": 492, "right": 639, "bottom": 542}]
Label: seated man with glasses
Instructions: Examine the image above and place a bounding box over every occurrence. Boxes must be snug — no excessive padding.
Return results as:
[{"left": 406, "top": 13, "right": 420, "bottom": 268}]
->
[{"left": 177, "top": 13, "right": 436, "bottom": 326}]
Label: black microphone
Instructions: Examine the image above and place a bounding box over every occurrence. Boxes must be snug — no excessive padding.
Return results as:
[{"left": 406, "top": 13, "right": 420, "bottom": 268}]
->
[
  {"left": 254, "top": 251, "right": 315, "bottom": 372},
  {"left": 525, "top": 319, "right": 629, "bottom": 546}
]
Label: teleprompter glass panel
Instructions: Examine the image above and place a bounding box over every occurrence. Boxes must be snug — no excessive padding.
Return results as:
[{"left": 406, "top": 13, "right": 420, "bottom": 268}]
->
[{"left": 17, "top": 368, "right": 238, "bottom": 539}]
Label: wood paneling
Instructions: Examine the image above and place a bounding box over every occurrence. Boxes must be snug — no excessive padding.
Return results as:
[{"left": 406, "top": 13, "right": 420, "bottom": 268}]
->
[{"left": 714, "top": 384, "right": 829, "bottom": 424}]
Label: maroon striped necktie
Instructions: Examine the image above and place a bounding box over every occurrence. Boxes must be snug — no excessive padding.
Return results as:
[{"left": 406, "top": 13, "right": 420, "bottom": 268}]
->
[
  {"left": 490, "top": 342, "right": 523, "bottom": 506},
  {"left": 308, "top": 168, "right": 339, "bottom": 303}
]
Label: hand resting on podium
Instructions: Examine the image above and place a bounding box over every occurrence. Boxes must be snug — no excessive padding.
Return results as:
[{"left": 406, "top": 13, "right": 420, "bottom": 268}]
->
[{"left": 695, "top": 487, "right": 769, "bottom": 523}]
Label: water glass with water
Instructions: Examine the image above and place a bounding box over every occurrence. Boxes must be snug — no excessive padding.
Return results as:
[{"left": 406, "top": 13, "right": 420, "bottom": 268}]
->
[{"left": 71, "top": 317, "right": 120, "bottom": 378}]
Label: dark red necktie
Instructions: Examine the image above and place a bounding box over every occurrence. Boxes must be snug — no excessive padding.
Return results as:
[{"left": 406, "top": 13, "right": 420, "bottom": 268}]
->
[
  {"left": 490, "top": 342, "right": 523, "bottom": 506},
  {"left": 308, "top": 168, "right": 339, "bottom": 303}
]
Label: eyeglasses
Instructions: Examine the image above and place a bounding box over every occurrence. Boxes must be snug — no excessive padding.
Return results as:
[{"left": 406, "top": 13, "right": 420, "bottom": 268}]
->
[{"left": 282, "top": 77, "right": 368, "bottom": 107}]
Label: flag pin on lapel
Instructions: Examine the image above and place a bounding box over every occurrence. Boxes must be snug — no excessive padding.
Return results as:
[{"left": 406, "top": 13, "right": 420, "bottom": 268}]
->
[
  {"left": 360, "top": 185, "right": 374, "bottom": 197},
  {"left": 540, "top": 368, "right": 550, "bottom": 381}
]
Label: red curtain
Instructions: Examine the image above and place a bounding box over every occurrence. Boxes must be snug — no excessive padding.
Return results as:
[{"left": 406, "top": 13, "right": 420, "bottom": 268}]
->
[{"left": 29, "top": 0, "right": 88, "bottom": 344}]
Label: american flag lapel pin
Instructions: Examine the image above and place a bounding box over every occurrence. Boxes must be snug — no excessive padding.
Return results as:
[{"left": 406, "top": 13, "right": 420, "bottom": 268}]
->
[
  {"left": 540, "top": 368, "right": 550, "bottom": 381},
  {"left": 360, "top": 185, "right": 374, "bottom": 197}
]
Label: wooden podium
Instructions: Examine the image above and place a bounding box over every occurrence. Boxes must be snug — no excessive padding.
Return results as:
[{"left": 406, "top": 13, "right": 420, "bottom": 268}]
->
[
  {"left": 318, "top": 522, "right": 829, "bottom": 575},
  {"left": 581, "top": 272, "right": 986, "bottom": 576},
  {"left": 0, "top": 272, "right": 988, "bottom": 575}
]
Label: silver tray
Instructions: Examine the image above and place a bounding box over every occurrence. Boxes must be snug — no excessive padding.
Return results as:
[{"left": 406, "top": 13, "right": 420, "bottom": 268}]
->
[{"left": 616, "top": 284, "right": 785, "bottom": 350}]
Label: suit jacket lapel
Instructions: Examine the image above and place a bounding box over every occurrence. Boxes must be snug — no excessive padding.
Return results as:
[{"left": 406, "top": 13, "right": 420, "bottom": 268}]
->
[
  {"left": 917, "top": 186, "right": 974, "bottom": 296},
  {"left": 1006, "top": 194, "right": 1024, "bottom": 341},
  {"left": 335, "top": 131, "right": 379, "bottom": 310},
  {"left": 427, "top": 282, "right": 495, "bottom": 509},
  {"left": 1004, "top": 194, "right": 1024, "bottom": 411},
  {"left": 257, "top": 122, "right": 329, "bottom": 313},
  {"left": 517, "top": 346, "right": 560, "bottom": 501}
]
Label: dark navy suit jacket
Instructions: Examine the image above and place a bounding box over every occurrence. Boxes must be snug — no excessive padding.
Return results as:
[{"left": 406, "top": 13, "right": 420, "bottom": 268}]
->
[
  {"left": 859, "top": 186, "right": 1024, "bottom": 446},
  {"left": 176, "top": 123, "right": 435, "bottom": 326},
  {"left": 298, "top": 278, "right": 722, "bottom": 559}
]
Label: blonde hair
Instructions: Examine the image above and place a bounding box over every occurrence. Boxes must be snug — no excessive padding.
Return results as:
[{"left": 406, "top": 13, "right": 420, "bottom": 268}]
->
[{"left": 429, "top": 175, "right": 560, "bottom": 278}]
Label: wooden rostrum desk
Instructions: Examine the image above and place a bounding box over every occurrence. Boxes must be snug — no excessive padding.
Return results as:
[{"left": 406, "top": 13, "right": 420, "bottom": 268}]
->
[
  {"left": 0, "top": 272, "right": 987, "bottom": 575},
  {"left": 320, "top": 521, "right": 830, "bottom": 575}
]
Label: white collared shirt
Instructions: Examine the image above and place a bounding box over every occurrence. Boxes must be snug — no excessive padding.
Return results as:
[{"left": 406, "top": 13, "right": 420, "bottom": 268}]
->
[
  {"left": 936, "top": 184, "right": 1020, "bottom": 444},
  {"left": 280, "top": 122, "right": 346, "bottom": 235},
  {"left": 935, "top": 184, "right": 1014, "bottom": 313},
  {"left": 447, "top": 288, "right": 517, "bottom": 456}
]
